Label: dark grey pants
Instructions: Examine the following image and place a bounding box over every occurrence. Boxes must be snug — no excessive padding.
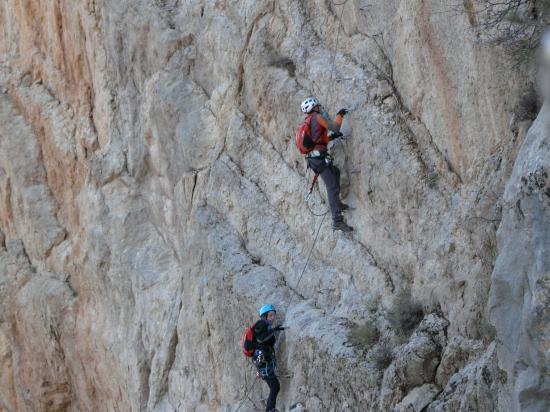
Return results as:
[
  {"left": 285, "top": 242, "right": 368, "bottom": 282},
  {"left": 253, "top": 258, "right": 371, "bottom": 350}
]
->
[
  {"left": 264, "top": 376, "right": 280, "bottom": 411},
  {"left": 306, "top": 157, "right": 342, "bottom": 221}
]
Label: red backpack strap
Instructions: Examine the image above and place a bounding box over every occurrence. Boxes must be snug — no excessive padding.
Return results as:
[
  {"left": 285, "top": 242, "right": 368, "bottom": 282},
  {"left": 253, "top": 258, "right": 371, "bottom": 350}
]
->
[
  {"left": 296, "top": 115, "right": 316, "bottom": 154},
  {"left": 305, "top": 113, "right": 313, "bottom": 128},
  {"left": 300, "top": 114, "right": 312, "bottom": 134},
  {"left": 309, "top": 112, "right": 323, "bottom": 143}
]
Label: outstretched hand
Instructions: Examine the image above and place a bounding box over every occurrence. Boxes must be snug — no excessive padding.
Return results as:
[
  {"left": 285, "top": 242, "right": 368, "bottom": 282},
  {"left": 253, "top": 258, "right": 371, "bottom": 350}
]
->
[
  {"left": 337, "top": 108, "right": 348, "bottom": 117},
  {"left": 273, "top": 325, "right": 286, "bottom": 331}
]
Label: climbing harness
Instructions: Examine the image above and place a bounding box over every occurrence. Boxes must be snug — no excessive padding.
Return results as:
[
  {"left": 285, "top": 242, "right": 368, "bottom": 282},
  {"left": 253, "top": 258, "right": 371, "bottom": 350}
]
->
[{"left": 253, "top": 350, "right": 277, "bottom": 378}]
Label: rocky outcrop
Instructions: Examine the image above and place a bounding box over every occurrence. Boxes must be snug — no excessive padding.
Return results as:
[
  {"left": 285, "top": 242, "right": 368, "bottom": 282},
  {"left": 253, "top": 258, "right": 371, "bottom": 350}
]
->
[
  {"left": 0, "top": 0, "right": 547, "bottom": 411},
  {"left": 379, "top": 314, "right": 448, "bottom": 409},
  {"left": 395, "top": 384, "right": 440, "bottom": 412},
  {"left": 489, "top": 98, "right": 550, "bottom": 411},
  {"left": 428, "top": 343, "right": 504, "bottom": 412}
]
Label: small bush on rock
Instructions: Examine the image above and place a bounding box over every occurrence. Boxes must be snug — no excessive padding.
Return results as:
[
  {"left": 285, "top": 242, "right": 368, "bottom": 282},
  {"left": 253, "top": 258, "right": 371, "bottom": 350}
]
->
[
  {"left": 465, "top": 0, "right": 550, "bottom": 66},
  {"left": 373, "top": 344, "right": 394, "bottom": 371},
  {"left": 387, "top": 289, "right": 424, "bottom": 337},
  {"left": 514, "top": 85, "right": 541, "bottom": 121},
  {"left": 348, "top": 321, "right": 380, "bottom": 349}
]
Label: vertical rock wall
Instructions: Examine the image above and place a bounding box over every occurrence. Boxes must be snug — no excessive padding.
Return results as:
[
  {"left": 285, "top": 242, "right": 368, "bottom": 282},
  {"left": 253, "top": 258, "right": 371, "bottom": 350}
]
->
[{"left": 0, "top": 1, "right": 547, "bottom": 411}]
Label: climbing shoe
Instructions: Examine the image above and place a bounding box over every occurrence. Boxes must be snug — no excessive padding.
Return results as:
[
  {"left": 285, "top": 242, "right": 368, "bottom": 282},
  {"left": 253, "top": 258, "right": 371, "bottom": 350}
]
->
[
  {"left": 332, "top": 219, "right": 353, "bottom": 232},
  {"left": 340, "top": 203, "right": 350, "bottom": 211}
]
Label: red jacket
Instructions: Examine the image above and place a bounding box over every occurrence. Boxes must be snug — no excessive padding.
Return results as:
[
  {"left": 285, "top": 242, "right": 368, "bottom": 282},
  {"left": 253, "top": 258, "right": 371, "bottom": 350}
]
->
[{"left": 309, "top": 111, "right": 343, "bottom": 151}]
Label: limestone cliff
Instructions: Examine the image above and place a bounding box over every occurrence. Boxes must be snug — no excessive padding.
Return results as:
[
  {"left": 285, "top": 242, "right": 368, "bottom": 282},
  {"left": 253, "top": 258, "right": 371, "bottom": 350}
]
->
[{"left": 0, "top": 1, "right": 548, "bottom": 411}]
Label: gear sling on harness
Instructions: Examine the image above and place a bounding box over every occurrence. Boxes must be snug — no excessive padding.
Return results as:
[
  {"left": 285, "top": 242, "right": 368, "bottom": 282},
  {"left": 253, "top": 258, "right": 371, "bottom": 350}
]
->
[
  {"left": 308, "top": 173, "right": 319, "bottom": 197},
  {"left": 305, "top": 151, "right": 334, "bottom": 199}
]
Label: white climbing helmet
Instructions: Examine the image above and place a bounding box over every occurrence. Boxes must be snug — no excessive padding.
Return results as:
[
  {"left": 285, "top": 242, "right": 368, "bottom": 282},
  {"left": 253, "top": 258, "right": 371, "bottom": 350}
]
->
[{"left": 301, "top": 97, "right": 319, "bottom": 114}]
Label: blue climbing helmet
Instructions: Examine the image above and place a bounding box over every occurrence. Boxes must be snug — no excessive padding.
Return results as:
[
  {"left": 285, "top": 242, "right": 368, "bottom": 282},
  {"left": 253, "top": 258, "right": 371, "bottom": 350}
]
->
[{"left": 259, "top": 304, "right": 276, "bottom": 317}]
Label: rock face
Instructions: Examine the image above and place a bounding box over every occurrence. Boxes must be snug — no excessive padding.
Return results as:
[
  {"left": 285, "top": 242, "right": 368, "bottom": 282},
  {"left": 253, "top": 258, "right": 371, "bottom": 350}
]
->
[
  {"left": 488, "top": 55, "right": 550, "bottom": 411},
  {"left": 0, "top": 0, "right": 547, "bottom": 411}
]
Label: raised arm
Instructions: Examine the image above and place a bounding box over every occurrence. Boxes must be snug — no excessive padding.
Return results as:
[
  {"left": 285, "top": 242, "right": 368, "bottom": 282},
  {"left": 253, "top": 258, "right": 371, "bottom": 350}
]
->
[{"left": 316, "top": 112, "right": 344, "bottom": 133}]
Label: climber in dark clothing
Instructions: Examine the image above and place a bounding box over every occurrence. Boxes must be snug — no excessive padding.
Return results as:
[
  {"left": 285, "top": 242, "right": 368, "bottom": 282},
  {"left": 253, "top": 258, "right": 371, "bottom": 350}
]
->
[
  {"left": 300, "top": 97, "right": 353, "bottom": 232},
  {"left": 253, "top": 304, "right": 285, "bottom": 412}
]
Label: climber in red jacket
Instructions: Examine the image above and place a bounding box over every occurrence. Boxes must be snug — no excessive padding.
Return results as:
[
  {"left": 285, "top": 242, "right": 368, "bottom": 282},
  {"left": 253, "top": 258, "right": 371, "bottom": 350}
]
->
[{"left": 300, "top": 97, "right": 353, "bottom": 232}]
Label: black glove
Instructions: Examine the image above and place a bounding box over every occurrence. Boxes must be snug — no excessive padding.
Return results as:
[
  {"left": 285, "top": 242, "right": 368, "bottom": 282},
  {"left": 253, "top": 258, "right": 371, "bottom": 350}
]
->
[
  {"left": 273, "top": 325, "right": 286, "bottom": 331},
  {"left": 329, "top": 131, "right": 343, "bottom": 141},
  {"left": 337, "top": 108, "right": 348, "bottom": 117}
]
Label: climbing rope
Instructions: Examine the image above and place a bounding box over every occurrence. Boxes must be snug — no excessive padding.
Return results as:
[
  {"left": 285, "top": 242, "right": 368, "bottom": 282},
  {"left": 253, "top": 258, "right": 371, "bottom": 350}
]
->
[
  {"left": 305, "top": 0, "right": 348, "bottom": 215},
  {"left": 234, "top": 213, "right": 327, "bottom": 412},
  {"left": 285, "top": 212, "right": 328, "bottom": 311},
  {"left": 232, "top": 212, "right": 327, "bottom": 411},
  {"left": 235, "top": 1, "right": 348, "bottom": 409},
  {"left": 234, "top": 376, "right": 258, "bottom": 412},
  {"left": 305, "top": 169, "right": 330, "bottom": 217},
  {"left": 324, "top": 0, "right": 348, "bottom": 108},
  {"left": 233, "top": 212, "right": 327, "bottom": 411}
]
